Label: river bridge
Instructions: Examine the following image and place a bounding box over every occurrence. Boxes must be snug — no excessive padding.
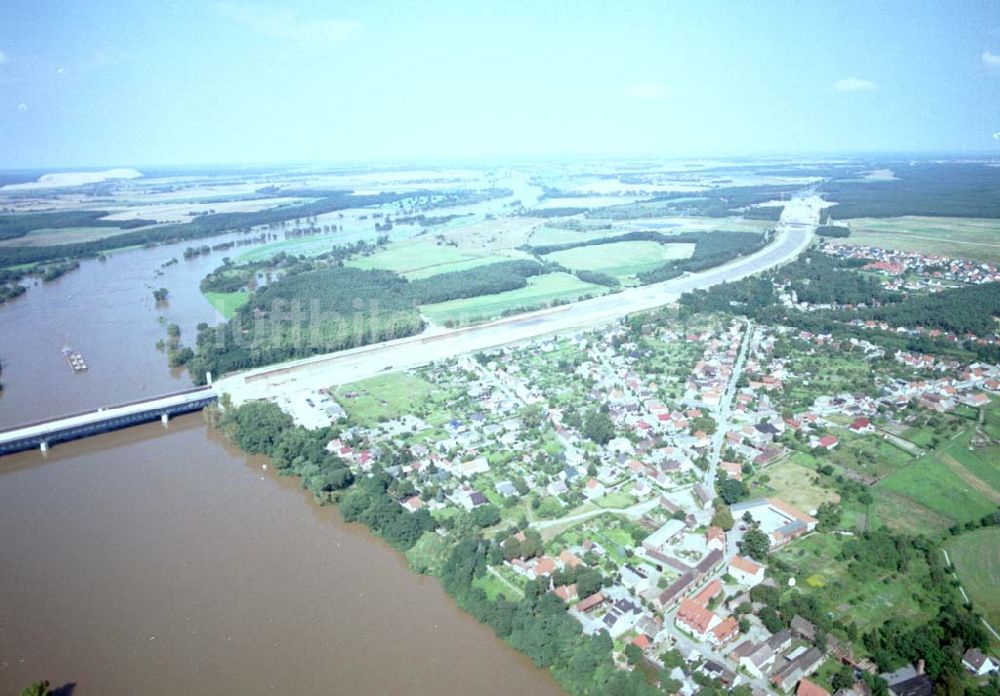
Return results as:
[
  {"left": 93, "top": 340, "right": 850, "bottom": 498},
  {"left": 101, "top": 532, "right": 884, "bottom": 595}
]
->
[{"left": 0, "top": 385, "right": 218, "bottom": 456}]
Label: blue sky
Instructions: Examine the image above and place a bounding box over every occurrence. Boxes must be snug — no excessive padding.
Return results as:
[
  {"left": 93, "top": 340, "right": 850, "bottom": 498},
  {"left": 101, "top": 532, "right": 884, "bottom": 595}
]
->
[{"left": 1, "top": 0, "right": 998, "bottom": 168}]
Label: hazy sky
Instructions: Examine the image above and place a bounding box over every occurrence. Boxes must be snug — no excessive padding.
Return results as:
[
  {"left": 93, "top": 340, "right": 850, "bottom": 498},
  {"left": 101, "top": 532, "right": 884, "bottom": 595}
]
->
[{"left": 1, "top": 0, "right": 999, "bottom": 168}]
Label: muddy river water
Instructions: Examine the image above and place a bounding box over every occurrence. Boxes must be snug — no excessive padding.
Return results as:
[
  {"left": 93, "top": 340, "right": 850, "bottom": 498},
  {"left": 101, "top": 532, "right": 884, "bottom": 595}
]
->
[{"left": 0, "top": 211, "right": 560, "bottom": 695}]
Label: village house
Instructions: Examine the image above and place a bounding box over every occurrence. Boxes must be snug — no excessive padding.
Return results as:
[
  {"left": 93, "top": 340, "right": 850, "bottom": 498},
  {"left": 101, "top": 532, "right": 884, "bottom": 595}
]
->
[
  {"left": 495, "top": 480, "right": 518, "bottom": 498},
  {"left": 706, "top": 526, "right": 726, "bottom": 552},
  {"left": 728, "top": 555, "right": 765, "bottom": 586},
  {"left": 740, "top": 643, "right": 777, "bottom": 678},
  {"left": 772, "top": 648, "right": 825, "bottom": 693},
  {"left": 583, "top": 477, "right": 607, "bottom": 500},
  {"left": 621, "top": 564, "right": 654, "bottom": 593},
  {"left": 811, "top": 434, "right": 839, "bottom": 451},
  {"left": 554, "top": 583, "right": 578, "bottom": 602},
  {"left": 675, "top": 596, "right": 721, "bottom": 639},
  {"left": 693, "top": 483, "right": 712, "bottom": 507},
  {"left": 559, "top": 549, "right": 584, "bottom": 569},
  {"left": 790, "top": 615, "right": 817, "bottom": 642},
  {"left": 699, "top": 659, "right": 738, "bottom": 687},
  {"left": 796, "top": 678, "right": 831, "bottom": 696},
  {"left": 656, "top": 572, "right": 695, "bottom": 611},
  {"left": 452, "top": 485, "right": 488, "bottom": 511},
  {"left": 962, "top": 648, "right": 997, "bottom": 676},
  {"left": 708, "top": 616, "right": 740, "bottom": 646},
  {"left": 767, "top": 628, "right": 793, "bottom": 654},
  {"left": 848, "top": 417, "right": 875, "bottom": 433},
  {"left": 601, "top": 597, "right": 644, "bottom": 638},
  {"left": 643, "top": 519, "right": 686, "bottom": 555},
  {"left": 573, "top": 591, "right": 606, "bottom": 615},
  {"left": 721, "top": 460, "right": 743, "bottom": 480}
]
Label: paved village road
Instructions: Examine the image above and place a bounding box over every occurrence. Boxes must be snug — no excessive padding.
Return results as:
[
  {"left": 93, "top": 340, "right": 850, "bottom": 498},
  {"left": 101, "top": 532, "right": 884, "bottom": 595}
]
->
[{"left": 703, "top": 320, "right": 756, "bottom": 506}]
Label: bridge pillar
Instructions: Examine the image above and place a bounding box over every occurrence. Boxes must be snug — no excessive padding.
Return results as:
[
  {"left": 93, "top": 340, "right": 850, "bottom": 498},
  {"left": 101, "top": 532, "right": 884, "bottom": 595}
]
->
[
  {"left": 161, "top": 412, "right": 169, "bottom": 428},
  {"left": 206, "top": 371, "right": 213, "bottom": 387},
  {"left": 40, "top": 441, "right": 49, "bottom": 453}
]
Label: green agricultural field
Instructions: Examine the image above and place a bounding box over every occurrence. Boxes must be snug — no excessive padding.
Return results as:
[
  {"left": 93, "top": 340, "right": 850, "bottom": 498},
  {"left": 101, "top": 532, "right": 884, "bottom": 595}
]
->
[
  {"left": 874, "top": 439, "right": 998, "bottom": 535},
  {"left": 528, "top": 226, "right": 634, "bottom": 247},
  {"left": 945, "top": 527, "right": 1000, "bottom": 630},
  {"left": 235, "top": 232, "right": 349, "bottom": 262},
  {"left": 939, "top": 440, "right": 1000, "bottom": 498},
  {"left": 901, "top": 425, "right": 942, "bottom": 449},
  {"left": 984, "top": 397, "right": 1000, "bottom": 440},
  {"left": 823, "top": 435, "right": 915, "bottom": 480},
  {"left": 203, "top": 290, "right": 249, "bottom": 319},
  {"left": 0, "top": 226, "right": 128, "bottom": 247},
  {"left": 348, "top": 238, "right": 515, "bottom": 279},
  {"left": 594, "top": 491, "right": 635, "bottom": 509},
  {"left": 776, "top": 533, "right": 938, "bottom": 633},
  {"left": 333, "top": 372, "right": 446, "bottom": 428},
  {"left": 868, "top": 490, "right": 952, "bottom": 535},
  {"left": 750, "top": 457, "right": 839, "bottom": 513},
  {"left": 830, "top": 216, "right": 1000, "bottom": 263},
  {"left": 419, "top": 272, "right": 605, "bottom": 325},
  {"left": 546, "top": 240, "right": 695, "bottom": 280}
]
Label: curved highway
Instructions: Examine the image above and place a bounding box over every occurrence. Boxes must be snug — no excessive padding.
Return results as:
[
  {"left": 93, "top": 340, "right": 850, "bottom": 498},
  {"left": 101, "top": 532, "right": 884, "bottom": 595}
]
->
[{"left": 220, "top": 195, "right": 822, "bottom": 405}]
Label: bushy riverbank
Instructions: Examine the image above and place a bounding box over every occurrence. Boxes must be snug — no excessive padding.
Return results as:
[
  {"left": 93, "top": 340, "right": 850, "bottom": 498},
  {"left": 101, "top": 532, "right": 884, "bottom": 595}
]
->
[{"left": 211, "top": 399, "right": 695, "bottom": 696}]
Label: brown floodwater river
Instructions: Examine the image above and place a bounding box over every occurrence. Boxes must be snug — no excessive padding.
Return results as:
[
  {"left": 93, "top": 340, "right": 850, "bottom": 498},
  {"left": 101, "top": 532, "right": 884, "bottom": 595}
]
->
[{"left": 0, "top": 229, "right": 561, "bottom": 694}]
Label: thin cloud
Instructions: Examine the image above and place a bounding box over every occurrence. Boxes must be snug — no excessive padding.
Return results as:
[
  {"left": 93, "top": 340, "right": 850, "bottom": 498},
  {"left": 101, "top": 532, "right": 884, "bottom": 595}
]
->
[
  {"left": 983, "top": 50, "right": 1000, "bottom": 69},
  {"left": 0, "top": 50, "right": 7, "bottom": 65},
  {"left": 217, "top": 3, "right": 362, "bottom": 43},
  {"left": 625, "top": 82, "right": 669, "bottom": 99},
  {"left": 831, "top": 77, "right": 878, "bottom": 92}
]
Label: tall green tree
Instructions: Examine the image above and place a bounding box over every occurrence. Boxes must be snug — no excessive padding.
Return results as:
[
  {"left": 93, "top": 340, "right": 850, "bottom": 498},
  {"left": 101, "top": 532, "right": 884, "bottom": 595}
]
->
[
  {"left": 222, "top": 401, "right": 294, "bottom": 455},
  {"left": 583, "top": 409, "right": 615, "bottom": 445},
  {"left": 739, "top": 527, "right": 770, "bottom": 561}
]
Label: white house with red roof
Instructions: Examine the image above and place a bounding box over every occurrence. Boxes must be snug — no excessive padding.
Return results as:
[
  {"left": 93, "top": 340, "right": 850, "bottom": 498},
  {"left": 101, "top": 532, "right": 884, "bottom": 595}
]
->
[
  {"left": 848, "top": 417, "right": 874, "bottom": 433},
  {"left": 811, "top": 434, "right": 838, "bottom": 450},
  {"left": 706, "top": 526, "right": 726, "bottom": 552},
  {"left": 728, "top": 555, "right": 765, "bottom": 586},
  {"left": 675, "top": 597, "right": 721, "bottom": 639}
]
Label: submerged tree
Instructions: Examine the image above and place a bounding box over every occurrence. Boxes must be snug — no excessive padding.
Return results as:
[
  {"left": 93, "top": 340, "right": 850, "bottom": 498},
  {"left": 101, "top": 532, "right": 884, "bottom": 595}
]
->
[{"left": 20, "top": 682, "right": 52, "bottom": 696}]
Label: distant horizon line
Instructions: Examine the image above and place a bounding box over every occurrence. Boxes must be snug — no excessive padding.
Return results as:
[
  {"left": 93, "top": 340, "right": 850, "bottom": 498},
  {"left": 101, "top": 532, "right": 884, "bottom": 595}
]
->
[{"left": 2, "top": 149, "right": 999, "bottom": 174}]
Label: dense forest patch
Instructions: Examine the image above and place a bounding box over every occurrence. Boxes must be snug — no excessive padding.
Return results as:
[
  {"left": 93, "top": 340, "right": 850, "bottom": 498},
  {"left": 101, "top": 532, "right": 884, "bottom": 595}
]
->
[
  {"left": 678, "top": 252, "right": 1000, "bottom": 362},
  {"left": 821, "top": 163, "right": 1000, "bottom": 219},
  {"left": 0, "top": 210, "right": 153, "bottom": 242},
  {"left": 187, "top": 266, "right": 424, "bottom": 382},
  {"left": 407, "top": 259, "right": 544, "bottom": 304},
  {"left": 816, "top": 225, "right": 850, "bottom": 238}
]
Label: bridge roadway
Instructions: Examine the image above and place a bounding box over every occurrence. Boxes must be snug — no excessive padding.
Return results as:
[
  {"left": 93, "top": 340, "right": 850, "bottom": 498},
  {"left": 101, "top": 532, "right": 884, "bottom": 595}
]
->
[
  {"left": 219, "top": 194, "right": 822, "bottom": 406},
  {"left": 0, "top": 385, "right": 217, "bottom": 455}
]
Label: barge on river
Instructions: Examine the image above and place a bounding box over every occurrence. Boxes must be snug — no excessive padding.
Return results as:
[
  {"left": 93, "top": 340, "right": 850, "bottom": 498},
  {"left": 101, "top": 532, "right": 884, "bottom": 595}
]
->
[{"left": 63, "top": 346, "right": 87, "bottom": 372}]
